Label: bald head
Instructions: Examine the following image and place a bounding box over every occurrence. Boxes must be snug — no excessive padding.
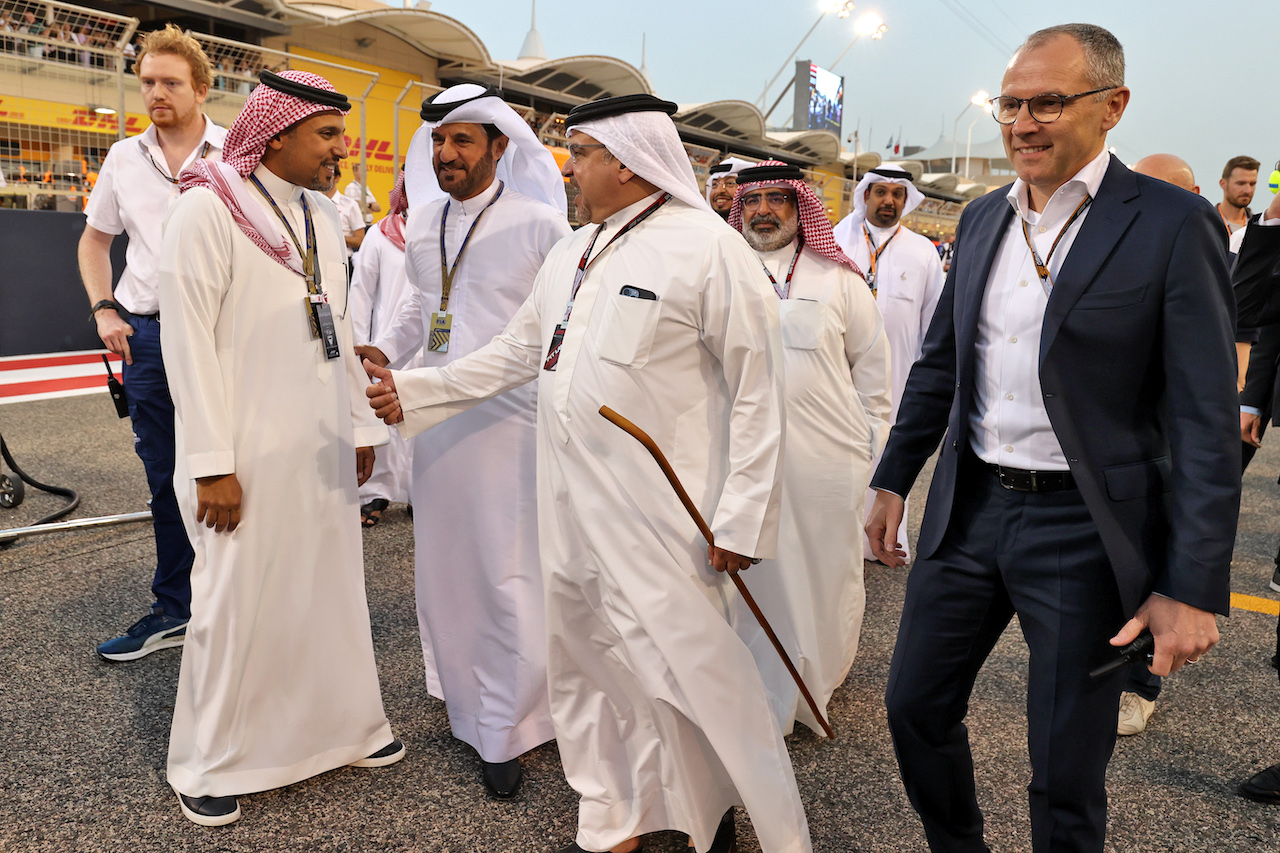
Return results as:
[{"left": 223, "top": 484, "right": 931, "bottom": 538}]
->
[{"left": 1133, "top": 153, "right": 1198, "bottom": 194}]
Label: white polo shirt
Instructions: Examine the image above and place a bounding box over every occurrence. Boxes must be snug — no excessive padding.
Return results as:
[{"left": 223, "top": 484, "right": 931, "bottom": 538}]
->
[
  {"left": 84, "top": 115, "right": 226, "bottom": 315},
  {"left": 330, "top": 190, "right": 365, "bottom": 259}
]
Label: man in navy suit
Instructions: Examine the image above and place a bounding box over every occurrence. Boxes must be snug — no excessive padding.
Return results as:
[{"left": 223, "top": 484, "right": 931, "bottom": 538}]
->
[{"left": 865, "top": 23, "right": 1238, "bottom": 853}]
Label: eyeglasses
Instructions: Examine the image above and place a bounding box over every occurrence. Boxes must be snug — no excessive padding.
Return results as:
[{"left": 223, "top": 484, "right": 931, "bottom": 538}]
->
[
  {"left": 742, "top": 191, "right": 794, "bottom": 210},
  {"left": 988, "top": 87, "right": 1115, "bottom": 125},
  {"left": 709, "top": 176, "right": 738, "bottom": 190},
  {"left": 566, "top": 143, "right": 607, "bottom": 163}
]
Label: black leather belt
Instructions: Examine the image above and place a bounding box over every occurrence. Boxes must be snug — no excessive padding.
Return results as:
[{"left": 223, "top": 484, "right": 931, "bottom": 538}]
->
[{"left": 983, "top": 461, "right": 1075, "bottom": 492}]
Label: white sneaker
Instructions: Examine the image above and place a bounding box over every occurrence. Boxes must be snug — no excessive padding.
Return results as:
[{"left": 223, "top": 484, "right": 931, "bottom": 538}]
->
[{"left": 1117, "top": 692, "right": 1156, "bottom": 736}]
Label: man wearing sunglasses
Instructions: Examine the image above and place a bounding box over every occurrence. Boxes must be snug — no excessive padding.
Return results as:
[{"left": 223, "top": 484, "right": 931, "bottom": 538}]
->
[{"left": 867, "top": 23, "right": 1237, "bottom": 853}]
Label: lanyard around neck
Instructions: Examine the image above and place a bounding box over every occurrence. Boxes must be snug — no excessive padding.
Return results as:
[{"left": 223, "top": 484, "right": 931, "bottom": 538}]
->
[
  {"left": 760, "top": 240, "right": 804, "bottom": 300},
  {"left": 438, "top": 181, "right": 505, "bottom": 312},
  {"left": 561, "top": 192, "right": 670, "bottom": 323},
  {"left": 861, "top": 224, "right": 900, "bottom": 292},
  {"left": 1020, "top": 195, "right": 1092, "bottom": 298},
  {"left": 250, "top": 174, "right": 320, "bottom": 292},
  {"left": 145, "top": 140, "right": 211, "bottom": 185}
]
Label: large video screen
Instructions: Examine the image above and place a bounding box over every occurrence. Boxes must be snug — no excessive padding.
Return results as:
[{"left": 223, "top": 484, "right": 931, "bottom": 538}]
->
[{"left": 793, "top": 61, "right": 843, "bottom": 134}]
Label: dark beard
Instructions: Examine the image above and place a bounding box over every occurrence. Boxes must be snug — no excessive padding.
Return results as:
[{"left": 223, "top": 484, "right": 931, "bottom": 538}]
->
[{"left": 436, "top": 150, "right": 497, "bottom": 199}]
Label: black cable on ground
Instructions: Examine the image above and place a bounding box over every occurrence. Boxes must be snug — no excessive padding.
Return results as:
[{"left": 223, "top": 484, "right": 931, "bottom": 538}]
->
[{"left": 0, "top": 431, "right": 80, "bottom": 525}]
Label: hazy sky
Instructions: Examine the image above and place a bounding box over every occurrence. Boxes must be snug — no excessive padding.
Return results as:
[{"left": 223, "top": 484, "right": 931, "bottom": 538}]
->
[{"left": 426, "top": 0, "right": 1277, "bottom": 210}]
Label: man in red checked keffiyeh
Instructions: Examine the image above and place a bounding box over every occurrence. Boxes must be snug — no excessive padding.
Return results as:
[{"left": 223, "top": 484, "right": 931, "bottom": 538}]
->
[
  {"left": 728, "top": 161, "right": 892, "bottom": 737},
  {"left": 157, "top": 69, "right": 403, "bottom": 827}
]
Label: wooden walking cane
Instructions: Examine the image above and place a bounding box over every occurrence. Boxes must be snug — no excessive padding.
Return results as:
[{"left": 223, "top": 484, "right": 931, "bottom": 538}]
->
[{"left": 599, "top": 405, "right": 835, "bottom": 740}]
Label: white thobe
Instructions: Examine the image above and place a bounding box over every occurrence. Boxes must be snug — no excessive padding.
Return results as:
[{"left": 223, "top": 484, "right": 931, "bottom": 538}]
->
[
  {"left": 381, "top": 181, "right": 570, "bottom": 762},
  {"left": 391, "top": 194, "right": 811, "bottom": 853},
  {"left": 159, "top": 164, "right": 393, "bottom": 798},
  {"left": 838, "top": 222, "right": 944, "bottom": 561},
  {"left": 735, "top": 240, "right": 890, "bottom": 736},
  {"left": 350, "top": 222, "right": 416, "bottom": 504}
]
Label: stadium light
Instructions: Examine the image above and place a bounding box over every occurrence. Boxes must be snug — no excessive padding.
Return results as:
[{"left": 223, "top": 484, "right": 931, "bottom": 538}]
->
[{"left": 951, "top": 90, "right": 989, "bottom": 173}]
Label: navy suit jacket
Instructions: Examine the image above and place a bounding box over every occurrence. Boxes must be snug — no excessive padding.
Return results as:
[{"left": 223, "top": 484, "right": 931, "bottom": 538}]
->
[{"left": 872, "top": 155, "right": 1239, "bottom": 617}]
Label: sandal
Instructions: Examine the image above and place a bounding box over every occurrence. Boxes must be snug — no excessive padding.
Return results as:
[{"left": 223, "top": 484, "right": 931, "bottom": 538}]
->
[{"left": 361, "top": 498, "right": 390, "bottom": 527}]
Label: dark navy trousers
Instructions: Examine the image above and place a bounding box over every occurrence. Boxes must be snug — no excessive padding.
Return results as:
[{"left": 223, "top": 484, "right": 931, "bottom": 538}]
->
[
  {"left": 885, "top": 450, "right": 1127, "bottom": 853},
  {"left": 119, "top": 311, "right": 194, "bottom": 620}
]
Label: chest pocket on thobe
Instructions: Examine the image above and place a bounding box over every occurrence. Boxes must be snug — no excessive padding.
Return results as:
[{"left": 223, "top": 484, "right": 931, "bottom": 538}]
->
[
  {"left": 595, "top": 291, "right": 661, "bottom": 368},
  {"left": 779, "top": 298, "right": 822, "bottom": 350}
]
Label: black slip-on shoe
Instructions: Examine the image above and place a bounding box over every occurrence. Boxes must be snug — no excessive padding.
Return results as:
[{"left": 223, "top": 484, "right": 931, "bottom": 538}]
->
[
  {"left": 177, "top": 792, "right": 240, "bottom": 826},
  {"left": 350, "top": 738, "right": 406, "bottom": 768},
  {"left": 1239, "top": 763, "right": 1280, "bottom": 804}
]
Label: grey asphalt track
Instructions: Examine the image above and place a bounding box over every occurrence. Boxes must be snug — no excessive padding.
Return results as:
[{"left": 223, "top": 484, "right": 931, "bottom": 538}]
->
[{"left": 2, "top": 393, "right": 1280, "bottom": 852}]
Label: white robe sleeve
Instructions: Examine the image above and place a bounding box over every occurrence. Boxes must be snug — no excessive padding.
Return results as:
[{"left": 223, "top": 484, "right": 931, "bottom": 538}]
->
[
  {"left": 844, "top": 271, "right": 893, "bottom": 457},
  {"left": 374, "top": 229, "right": 426, "bottom": 369},
  {"left": 698, "top": 238, "right": 786, "bottom": 560},
  {"left": 393, "top": 269, "right": 547, "bottom": 439},
  {"left": 348, "top": 230, "right": 382, "bottom": 346},
  {"left": 158, "top": 188, "right": 237, "bottom": 479},
  {"left": 918, "top": 246, "right": 946, "bottom": 352}
]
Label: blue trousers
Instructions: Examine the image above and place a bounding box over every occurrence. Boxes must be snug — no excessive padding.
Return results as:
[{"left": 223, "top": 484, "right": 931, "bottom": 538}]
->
[
  {"left": 120, "top": 311, "right": 194, "bottom": 620},
  {"left": 885, "top": 452, "right": 1126, "bottom": 853}
]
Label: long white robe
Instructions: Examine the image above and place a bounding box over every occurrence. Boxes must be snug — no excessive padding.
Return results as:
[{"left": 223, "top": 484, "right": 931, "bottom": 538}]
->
[
  {"left": 837, "top": 222, "right": 945, "bottom": 561},
  {"left": 350, "top": 222, "right": 416, "bottom": 504},
  {"left": 393, "top": 194, "right": 811, "bottom": 853},
  {"left": 734, "top": 241, "right": 890, "bottom": 736},
  {"left": 376, "top": 181, "right": 570, "bottom": 762},
  {"left": 159, "top": 165, "right": 393, "bottom": 798}
]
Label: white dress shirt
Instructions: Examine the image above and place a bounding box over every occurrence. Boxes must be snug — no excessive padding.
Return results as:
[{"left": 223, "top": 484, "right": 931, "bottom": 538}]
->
[
  {"left": 970, "top": 147, "right": 1111, "bottom": 470},
  {"left": 84, "top": 115, "right": 226, "bottom": 315}
]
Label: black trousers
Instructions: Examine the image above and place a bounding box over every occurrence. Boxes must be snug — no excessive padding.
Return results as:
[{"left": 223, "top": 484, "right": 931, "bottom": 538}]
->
[{"left": 886, "top": 452, "right": 1126, "bottom": 853}]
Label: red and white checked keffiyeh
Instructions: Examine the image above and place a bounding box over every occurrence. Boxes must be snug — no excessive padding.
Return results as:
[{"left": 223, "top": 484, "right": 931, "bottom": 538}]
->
[
  {"left": 378, "top": 169, "right": 408, "bottom": 252},
  {"left": 729, "top": 160, "right": 861, "bottom": 276},
  {"left": 178, "top": 71, "right": 350, "bottom": 274}
]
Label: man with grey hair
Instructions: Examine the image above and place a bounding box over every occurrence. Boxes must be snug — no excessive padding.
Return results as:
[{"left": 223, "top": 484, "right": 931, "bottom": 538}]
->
[{"left": 866, "top": 23, "right": 1237, "bottom": 853}]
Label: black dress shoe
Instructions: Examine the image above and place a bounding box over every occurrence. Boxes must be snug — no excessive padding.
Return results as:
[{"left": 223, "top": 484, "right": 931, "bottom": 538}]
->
[
  {"left": 1239, "top": 763, "right": 1280, "bottom": 803},
  {"left": 176, "top": 792, "right": 241, "bottom": 826},
  {"left": 481, "top": 756, "right": 522, "bottom": 798},
  {"left": 709, "top": 808, "right": 736, "bottom": 853}
]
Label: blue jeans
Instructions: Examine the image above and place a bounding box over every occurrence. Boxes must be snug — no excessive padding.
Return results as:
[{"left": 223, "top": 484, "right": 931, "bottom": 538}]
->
[{"left": 120, "top": 311, "right": 194, "bottom": 620}]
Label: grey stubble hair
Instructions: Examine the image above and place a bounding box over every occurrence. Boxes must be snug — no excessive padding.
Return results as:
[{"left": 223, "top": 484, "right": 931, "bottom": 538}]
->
[{"left": 1016, "top": 23, "right": 1125, "bottom": 99}]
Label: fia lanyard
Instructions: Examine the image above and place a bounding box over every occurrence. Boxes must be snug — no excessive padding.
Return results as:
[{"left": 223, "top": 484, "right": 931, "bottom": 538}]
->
[
  {"left": 250, "top": 173, "right": 318, "bottom": 292},
  {"left": 145, "top": 140, "right": 211, "bottom": 185},
  {"left": 760, "top": 240, "right": 804, "bottom": 299},
  {"left": 1021, "top": 195, "right": 1092, "bottom": 298},
  {"left": 438, "top": 181, "right": 505, "bottom": 312},
  {"left": 861, "top": 224, "right": 900, "bottom": 294},
  {"left": 559, "top": 192, "right": 670, "bottom": 324}
]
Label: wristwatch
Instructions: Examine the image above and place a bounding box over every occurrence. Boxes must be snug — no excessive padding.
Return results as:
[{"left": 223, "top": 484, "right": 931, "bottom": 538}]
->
[{"left": 89, "top": 299, "right": 121, "bottom": 321}]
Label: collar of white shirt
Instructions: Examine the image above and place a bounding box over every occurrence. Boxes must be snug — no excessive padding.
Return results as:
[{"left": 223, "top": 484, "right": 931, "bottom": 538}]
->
[
  {"left": 1006, "top": 147, "right": 1110, "bottom": 225},
  {"left": 604, "top": 190, "right": 666, "bottom": 231},
  {"left": 756, "top": 237, "right": 801, "bottom": 268},
  {"left": 138, "top": 114, "right": 225, "bottom": 179},
  {"left": 451, "top": 176, "right": 502, "bottom": 217},
  {"left": 252, "top": 162, "right": 304, "bottom": 206}
]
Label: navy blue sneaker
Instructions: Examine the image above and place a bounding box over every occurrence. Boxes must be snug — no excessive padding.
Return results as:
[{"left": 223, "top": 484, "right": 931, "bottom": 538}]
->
[{"left": 97, "top": 604, "right": 188, "bottom": 661}]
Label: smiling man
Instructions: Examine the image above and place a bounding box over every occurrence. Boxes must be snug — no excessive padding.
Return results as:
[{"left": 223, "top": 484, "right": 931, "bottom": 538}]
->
[
  {"left": 865, "top": 24, "right": 1238, "bottom": 853},
  {"left": 729, "top": 162, "right": 890, "bottom": 738},
  {"left": 705, "top": 156, "right": 752, "bottom": 219},
  {"left": 157, "top": 70, "right": 403, "bottom": 827},
  {"left": 79, "top": 24, "right": 226, "bottom": 664},
  {"left": 354, "top": 83, "right": 570, "bottom": 800}
]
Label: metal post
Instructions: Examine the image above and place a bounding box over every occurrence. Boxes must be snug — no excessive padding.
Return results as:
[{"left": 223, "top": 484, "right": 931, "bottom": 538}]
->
[
  {"left": 0, "top": 511, "right": 152, "bottom": 547},
  {"left": 392, "top": 79, "right": 415, "bottom": 174}
]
